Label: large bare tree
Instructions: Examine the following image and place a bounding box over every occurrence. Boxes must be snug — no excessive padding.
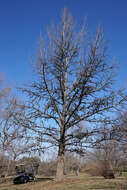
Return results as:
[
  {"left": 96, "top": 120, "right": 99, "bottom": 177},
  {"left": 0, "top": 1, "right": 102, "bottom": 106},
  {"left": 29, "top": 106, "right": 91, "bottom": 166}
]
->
[{"left": 19, "top": 9, "right": 127, "bottom": 180}]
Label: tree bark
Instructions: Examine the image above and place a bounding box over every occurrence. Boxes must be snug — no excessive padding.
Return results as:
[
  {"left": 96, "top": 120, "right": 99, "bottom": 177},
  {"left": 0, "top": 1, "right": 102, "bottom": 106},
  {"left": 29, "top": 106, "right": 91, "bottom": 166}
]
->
[{"left": 55, "top": 155, "right": 65, "bottom": 181}]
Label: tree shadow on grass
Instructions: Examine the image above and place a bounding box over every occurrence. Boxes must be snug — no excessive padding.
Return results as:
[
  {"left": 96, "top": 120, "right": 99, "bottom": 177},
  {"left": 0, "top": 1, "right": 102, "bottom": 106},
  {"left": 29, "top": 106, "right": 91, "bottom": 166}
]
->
[{"left": 35, "top": 177, "right": 54, "bottom": 182}]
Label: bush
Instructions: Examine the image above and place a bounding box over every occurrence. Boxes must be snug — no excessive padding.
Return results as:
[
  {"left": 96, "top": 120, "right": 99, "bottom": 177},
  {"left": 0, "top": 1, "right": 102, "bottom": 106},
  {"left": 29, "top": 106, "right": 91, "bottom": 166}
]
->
[{"left": 86, "top": 161, "right": 115, "bottom": 179}]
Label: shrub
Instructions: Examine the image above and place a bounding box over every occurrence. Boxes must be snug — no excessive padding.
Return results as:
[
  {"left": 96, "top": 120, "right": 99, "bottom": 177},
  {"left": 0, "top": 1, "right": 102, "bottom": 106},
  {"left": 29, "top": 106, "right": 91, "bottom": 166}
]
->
[{"left": 86, "top": 160, "right": 115, "bottom": 179}]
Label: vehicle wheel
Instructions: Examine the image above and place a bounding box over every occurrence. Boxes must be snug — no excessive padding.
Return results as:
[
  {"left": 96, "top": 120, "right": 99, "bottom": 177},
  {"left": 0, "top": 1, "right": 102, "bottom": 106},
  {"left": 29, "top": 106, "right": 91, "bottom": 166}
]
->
[
  {"left": 25, "top": 176, "right": 30, "bottom": 183},
  {"left": 24, "top": 178, "right": 27, "bottom": 183},
  {"left": 20, "top": 176, "right": 25, "bottom": 184}
]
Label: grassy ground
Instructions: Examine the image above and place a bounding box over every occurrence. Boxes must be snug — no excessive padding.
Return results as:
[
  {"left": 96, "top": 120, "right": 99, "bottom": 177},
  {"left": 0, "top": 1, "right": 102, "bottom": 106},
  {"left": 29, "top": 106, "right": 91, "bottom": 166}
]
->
[{"left": 0, "top": 174, "right": 127, "bottom": 190}]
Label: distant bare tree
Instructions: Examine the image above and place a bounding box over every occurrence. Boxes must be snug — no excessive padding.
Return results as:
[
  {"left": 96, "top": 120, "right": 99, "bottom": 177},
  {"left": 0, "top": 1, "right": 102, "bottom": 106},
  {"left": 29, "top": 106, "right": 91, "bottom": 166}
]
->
[
  {"left": 18, "top": 9, "right": 127, "bottom": 180},
  {"left": 64, "top": 153, "right": 80, "bottom": 176},
  {"left": 0, "top": 76, "right": 35, "bottom": 176},
  {"left": 0, "top": 76, "right": 12, "bottom": 176},
  {"left": 0, "top": 75, "right": 11, "bottom": 115},
  {"left": 87, "top": 140, "right": 123, "bottom": 178},
  {"left": 0, "top": 98, "right": 23, "bottom": 150},
  {"left": 0, "top": 95, "right": 36, "bottom": 176}
]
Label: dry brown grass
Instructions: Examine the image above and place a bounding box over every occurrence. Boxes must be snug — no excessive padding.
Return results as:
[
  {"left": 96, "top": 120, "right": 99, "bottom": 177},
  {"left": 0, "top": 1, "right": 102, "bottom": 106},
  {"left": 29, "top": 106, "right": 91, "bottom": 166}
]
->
[{"left": 0, "top": 174, "right": 127, "bottom": 190}]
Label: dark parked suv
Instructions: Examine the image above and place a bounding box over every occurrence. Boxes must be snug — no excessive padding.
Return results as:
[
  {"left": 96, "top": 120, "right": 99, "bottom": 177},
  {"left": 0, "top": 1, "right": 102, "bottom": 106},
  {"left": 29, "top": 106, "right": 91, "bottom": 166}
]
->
[
  {"left": 13, "top": 173, "right": 30, "bottom": 184},
  {"left": 13, "top": 164, "right": 35, "bottom": 184}
]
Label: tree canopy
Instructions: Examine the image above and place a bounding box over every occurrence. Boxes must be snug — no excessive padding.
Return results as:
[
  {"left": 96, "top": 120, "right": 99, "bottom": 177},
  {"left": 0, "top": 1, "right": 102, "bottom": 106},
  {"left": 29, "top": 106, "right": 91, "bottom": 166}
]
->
[{"left": 17, "top": 9, "right": 127, "bottom": 180}]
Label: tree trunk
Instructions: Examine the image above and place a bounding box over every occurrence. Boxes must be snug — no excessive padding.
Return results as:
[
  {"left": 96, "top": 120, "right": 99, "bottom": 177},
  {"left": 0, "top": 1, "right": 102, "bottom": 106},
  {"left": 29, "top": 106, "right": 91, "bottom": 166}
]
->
[
  {"left": 55, "top": 155, "right": 65, "bottom": 181},
  {"left": 75, "top": 168, "right": 79, "bottom": 176}
]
